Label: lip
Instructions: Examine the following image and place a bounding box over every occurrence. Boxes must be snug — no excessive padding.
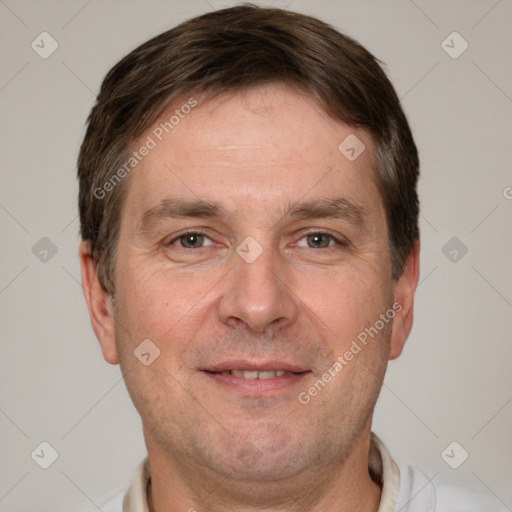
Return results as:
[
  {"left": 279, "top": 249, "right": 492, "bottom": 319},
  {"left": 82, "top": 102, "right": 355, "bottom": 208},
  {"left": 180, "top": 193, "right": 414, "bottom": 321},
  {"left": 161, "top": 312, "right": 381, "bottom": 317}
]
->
[
  {"left": 203, "top": 360, "right": 308, "bottom": 373},
  {"left": 201, "top": 360, "right": 310, "bottom": 396}
]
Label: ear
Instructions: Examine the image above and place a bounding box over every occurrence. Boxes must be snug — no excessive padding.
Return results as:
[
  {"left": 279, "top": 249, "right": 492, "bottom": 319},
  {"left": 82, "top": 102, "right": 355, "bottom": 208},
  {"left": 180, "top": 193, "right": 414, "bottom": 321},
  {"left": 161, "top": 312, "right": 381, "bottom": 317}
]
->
[
  {"left": 79, "top": 241, "right": 118, "bottom": 364},
  {"left": 389, "top": 241, "right": 420, "bottom": 360}
]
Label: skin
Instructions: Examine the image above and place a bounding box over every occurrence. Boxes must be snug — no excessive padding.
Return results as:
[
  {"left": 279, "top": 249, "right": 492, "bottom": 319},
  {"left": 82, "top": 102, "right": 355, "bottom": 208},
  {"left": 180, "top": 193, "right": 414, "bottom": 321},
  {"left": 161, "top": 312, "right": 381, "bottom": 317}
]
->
[{"left": 80, "top": 83, "right": 419, "bottom": 512}]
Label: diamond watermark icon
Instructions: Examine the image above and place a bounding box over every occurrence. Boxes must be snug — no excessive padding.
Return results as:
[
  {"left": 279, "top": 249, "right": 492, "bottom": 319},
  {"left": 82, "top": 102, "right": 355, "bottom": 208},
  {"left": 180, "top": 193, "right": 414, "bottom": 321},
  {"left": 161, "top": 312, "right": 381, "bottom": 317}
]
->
[
  {"left": 134, "top": 339, "right": 161, "bottom": 366},
  {"left": 31, "top": 32, "right": 59, "bottom": 59},
  {"left": 236, "top": 236, "right": 263, "bottom": 263},
  {"left": 31, "top": 441, "right": 59, "bottom": 469},
  {"left": 338, "top": 134, "right": 366, "bottom": 162},
  {"left": 441, "top": 32, "right": 468, "bottom": 59},
  {"left": 441, "top": 441, "right": 469, "bottom": 469},
  {"left": 442, "top": 236, "right": 468, "bottom": 263},
  {"left": 32, "top": 237, "right": 58, "bottom": 263}
]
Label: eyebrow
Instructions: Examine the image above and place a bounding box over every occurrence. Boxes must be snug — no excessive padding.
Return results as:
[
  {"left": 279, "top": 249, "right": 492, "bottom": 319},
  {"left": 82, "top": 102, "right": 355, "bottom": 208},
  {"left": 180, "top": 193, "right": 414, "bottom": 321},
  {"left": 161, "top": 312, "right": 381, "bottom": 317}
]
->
[
  {"left": 136, "top": 196, "right": 367, "bottom": 233},
  {"left": 137, "top": 198, "right": 227, "bottom": 233},
  {"left": 284, "top": 197, "right": 367, "bottom": 226}
]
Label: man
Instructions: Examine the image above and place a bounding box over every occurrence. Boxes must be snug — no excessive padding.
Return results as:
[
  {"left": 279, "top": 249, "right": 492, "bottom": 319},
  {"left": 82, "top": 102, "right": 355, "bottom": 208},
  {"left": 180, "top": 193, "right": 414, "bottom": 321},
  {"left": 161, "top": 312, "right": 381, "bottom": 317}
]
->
[{"left": 78, "top": 4, "right": 503, "bottom": 511}]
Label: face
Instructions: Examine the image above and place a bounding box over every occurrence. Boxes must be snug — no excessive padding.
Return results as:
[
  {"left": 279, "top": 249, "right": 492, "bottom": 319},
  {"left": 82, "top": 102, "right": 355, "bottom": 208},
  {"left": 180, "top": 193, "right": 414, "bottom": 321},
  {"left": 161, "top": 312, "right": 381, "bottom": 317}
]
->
[{"left": 81, "top": 84, "right": 418, "bottom": 485}]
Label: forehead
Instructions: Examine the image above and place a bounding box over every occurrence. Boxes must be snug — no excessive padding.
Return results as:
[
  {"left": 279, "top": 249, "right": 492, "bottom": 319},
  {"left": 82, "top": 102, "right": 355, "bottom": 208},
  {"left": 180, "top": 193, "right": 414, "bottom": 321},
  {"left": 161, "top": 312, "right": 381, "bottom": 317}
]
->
[{"left": 121, "top": 83, "right": 382, "bottom": 224}]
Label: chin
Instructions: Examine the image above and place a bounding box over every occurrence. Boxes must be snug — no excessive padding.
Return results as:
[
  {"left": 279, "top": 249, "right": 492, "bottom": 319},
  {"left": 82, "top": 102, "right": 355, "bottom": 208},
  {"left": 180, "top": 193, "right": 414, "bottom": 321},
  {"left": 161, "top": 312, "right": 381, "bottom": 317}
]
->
[{"left": 200, "top": 427, "right": 314, "bottom": 483}]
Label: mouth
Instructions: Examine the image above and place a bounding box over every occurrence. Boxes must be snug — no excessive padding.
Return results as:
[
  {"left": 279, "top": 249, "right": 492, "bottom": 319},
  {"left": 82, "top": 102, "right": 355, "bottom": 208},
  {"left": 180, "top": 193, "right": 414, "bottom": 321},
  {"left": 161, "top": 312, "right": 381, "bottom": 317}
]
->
[
  {"left": 202, "top": 361, "right": 310, "bottom": 395},
  {"left": 217, "top": 369, "right": 288, "bottom": 379}
]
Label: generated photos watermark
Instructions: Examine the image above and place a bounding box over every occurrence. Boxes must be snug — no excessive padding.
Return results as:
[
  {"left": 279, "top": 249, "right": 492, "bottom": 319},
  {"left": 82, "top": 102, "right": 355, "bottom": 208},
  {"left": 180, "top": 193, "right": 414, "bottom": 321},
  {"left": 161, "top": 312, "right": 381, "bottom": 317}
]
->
[{"left": 298, "top": 301, "right": 402, "bottom": 405}]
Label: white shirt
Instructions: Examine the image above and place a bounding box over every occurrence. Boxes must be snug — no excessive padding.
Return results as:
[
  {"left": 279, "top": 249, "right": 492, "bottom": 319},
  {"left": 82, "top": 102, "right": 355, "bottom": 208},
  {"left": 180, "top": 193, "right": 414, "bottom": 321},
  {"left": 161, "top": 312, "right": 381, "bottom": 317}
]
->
[{"left": 101, "top": 433, "right": 505, "bottom": 512}]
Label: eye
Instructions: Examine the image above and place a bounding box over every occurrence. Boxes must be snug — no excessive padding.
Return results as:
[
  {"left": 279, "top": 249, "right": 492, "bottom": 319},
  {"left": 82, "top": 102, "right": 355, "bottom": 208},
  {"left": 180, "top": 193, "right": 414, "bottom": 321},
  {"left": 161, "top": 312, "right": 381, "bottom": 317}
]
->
[
  {"left": 296, "top": 232, "right": 342, "bottom": 249},
  {"left": 170, "top": 232, "right": 214, "bottom": 249}
]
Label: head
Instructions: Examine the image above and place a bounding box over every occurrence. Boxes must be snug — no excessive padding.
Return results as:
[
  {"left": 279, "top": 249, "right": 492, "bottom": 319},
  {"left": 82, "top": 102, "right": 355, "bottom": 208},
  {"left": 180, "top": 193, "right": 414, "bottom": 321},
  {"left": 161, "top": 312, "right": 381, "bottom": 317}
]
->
[{"left": 79, "top": 3, "right": 419, "bottom": 500}]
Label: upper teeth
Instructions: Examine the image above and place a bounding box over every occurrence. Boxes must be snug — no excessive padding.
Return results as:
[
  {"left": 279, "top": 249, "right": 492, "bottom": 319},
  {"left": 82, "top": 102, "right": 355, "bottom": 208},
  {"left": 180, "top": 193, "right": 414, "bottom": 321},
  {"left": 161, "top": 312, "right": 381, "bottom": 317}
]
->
[{"left": 222, "top": 370, "right": 286, "bottom": 379}]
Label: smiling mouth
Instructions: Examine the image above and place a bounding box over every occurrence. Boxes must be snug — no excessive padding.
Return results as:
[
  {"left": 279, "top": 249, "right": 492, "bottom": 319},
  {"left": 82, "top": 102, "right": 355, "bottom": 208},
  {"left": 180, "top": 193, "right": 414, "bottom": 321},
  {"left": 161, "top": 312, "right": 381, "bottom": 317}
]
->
[
  {"left": 217, "top": 369, "right": 288, "bottom": 379},
  {"left": 202, "top": 359, "right": 310, "bottom": 394},
  {"left": 203, "top": 365, "right": 310, "bottom": 395}
]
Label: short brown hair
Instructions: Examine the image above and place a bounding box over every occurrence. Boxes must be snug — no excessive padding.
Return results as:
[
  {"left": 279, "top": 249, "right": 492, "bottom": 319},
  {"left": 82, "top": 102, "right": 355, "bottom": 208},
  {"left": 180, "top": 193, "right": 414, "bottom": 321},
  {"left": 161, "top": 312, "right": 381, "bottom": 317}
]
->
[{"left": 78, "top": 3, "right": 419, "bottom": 294}]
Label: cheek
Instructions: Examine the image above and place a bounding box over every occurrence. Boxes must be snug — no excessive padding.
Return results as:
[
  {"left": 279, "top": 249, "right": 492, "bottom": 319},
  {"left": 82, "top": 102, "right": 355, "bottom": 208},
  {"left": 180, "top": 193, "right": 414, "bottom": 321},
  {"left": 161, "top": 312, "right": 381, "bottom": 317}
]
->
[
  {"left": 297, "top": 263, "right": 391, "bottom": 344},
  {"left": 114, "top": 259, "right": 222, "bottom": 350}
]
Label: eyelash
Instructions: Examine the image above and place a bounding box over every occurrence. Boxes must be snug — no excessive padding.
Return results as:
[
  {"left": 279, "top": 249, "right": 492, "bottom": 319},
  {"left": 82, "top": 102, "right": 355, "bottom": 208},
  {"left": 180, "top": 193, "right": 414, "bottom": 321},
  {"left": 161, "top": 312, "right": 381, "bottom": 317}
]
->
[
  {"left": 295, "top": 231, "right": 347, "bottom": 249},
  {"left": 167, "top": 230, "right": 348, "bottom": 249}
]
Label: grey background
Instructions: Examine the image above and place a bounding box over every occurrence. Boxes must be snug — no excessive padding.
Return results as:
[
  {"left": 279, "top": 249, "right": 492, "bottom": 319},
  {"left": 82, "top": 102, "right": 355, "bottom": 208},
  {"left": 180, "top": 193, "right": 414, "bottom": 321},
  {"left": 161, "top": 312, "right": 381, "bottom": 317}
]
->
[{"left": 1, "top": 0, "right": 511, "bottom": 510}]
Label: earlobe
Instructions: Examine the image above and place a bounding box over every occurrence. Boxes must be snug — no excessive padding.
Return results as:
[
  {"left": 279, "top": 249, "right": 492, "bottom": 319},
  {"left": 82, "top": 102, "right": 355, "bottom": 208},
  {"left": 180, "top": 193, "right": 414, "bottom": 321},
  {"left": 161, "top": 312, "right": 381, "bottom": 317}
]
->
[
  {"left": 79, "top": 241, "right": 119, "bottom": 365},
  {"left": 389, "top": 241, "right": 420, "bottom": 360}
]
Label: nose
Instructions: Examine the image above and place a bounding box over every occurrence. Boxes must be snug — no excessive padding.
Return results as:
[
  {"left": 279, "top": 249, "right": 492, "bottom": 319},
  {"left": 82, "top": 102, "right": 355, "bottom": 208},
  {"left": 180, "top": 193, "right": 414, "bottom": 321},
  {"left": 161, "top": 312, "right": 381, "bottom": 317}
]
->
[{"left": 217, "top": 243, "right": 299, "bottom": 333}]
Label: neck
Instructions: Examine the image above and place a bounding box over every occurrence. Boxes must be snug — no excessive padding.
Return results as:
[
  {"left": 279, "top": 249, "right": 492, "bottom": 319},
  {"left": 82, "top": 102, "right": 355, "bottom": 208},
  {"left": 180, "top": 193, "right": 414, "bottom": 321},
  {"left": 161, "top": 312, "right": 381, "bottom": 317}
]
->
[{"left": 145, "top": 429, "right": 382, "bottom": 512}]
